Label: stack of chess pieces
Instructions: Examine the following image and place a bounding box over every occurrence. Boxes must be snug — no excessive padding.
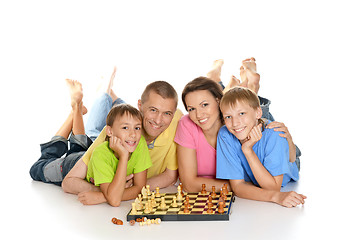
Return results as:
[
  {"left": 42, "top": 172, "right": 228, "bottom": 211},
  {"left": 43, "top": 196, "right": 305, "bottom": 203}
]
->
[{"left": 130, "top": 183, "right": 229, "bottom": 215}]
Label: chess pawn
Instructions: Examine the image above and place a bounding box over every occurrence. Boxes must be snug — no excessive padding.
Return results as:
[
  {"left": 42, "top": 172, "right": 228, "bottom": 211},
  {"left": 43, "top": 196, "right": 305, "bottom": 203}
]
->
[
  {"left": 151, "top": 193, "right": 157, "bottom": 207},
  {"left": 171, "top": 196, "right": 178, "bottom": 207},
  {"left": 177, "top": 186, "right": 183, "bottom": 201},
  {"left": 159, "top": 197, "right": 167, "bottom": 210},
  {"left": 211, "top": 186, "right": 217, "bottom": 198},
  {"left": 183, "top": 203, "right": 190, "bottom": 213},
  {"left": 131, "top": 202, "right": 137, "bottom": 214},
  {"left": 218, "top": 201, "right": 225, "bottom": 214},
  {"left": 223, "top": 183, "right": 229, "bottom": 194},
  {"left": 201, "top": 183, "right": 207, "bottom": 194},
  {"left": 155, "top": 187, "right": 161, "bottom": 198},
  {"left": 135, "top": 198, "right": 142, "bottom": 211},
  {"left": 146, "top": 185, "right": 151, "bottom": 196},
  {"left": 207, "top": 195, "right": 213, "bottom": 207},
  {"left": 144, "top": 202, "right": 151, "bottom": 214}
]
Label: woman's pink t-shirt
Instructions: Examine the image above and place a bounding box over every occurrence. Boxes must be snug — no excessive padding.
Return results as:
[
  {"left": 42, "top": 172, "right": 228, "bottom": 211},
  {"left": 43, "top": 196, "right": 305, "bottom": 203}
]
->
[{"left": 174, "top": 115, "right": 216, "bottom": 178}]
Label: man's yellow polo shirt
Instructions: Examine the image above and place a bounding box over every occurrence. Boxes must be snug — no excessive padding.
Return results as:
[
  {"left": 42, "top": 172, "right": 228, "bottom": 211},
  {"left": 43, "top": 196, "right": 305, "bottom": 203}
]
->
[
  {"left": 82, "top": 109, "right": 183, "bottom": 178},
  {"left": 146, "top": 109, "right": 183, "bottom": 178}
]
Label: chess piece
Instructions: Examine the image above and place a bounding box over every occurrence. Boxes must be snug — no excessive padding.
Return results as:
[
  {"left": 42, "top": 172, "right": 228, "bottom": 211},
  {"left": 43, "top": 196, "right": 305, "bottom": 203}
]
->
[
  {"left": 183, "top": 203, "right": 190, "bottom": 213},
  {"left": 223, "top": 183, "right": 229, "bottom": 194},
  {"left": 207, "top": 202, "right": 214, "bottom": 213},
  {"left": 177, "top": 185, "right": 183, "bottom": 201},
  {"left": 218, "top": 201, "right": 225, "bottom": 214},
  {"left": 141, "top": 186, "right": 148, "bottom": 200},
  {"left": 171, "top": 196, "right": 178, "bottom": 207},
  {"left": 207, "top": 195, "right": 213, "bottom": 207},
  {"left": 201, "top": 183, "right": 207, "bottom": 194},
  {"left": 211, "top": 186, "right": 217, "bottom": 198},
  {"left": 144, "top": 202, "right": 151, "bottom": 214},
  {"left": 159, "top": 197, "right": 167, "bottom": 210},
  {"left": 146, "top": 185, "right": 151, "bottom": 196},
  {"left": 131, "top": 202, "right": 137, "bottom": 214},
  {"left": 155, "top": 187, "right": 161, "bottom": 198}
]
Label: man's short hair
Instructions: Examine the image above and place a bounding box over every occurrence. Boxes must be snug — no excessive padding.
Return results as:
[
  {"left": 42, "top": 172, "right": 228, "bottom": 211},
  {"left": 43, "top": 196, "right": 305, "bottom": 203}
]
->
[{"left": 141, "top": 81, "right": 178, "bottom": 106}]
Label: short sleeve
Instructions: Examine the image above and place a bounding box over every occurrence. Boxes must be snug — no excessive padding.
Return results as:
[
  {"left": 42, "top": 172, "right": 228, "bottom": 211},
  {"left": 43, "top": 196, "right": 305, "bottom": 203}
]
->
[
  {"left": 131, "top": 136, "right": 152, "bottom": 174},
  {"left": 263, "top": 130, "right": 290, "bottom": 177},
  {"left": 174, "top": 115, "right": 196, "bottom": 149},
  {"left": 88, "top": 145, "right": 115, "bottom": 186},
  {"left": 216, "top": 126, "right": 245, "bottom": 180}
]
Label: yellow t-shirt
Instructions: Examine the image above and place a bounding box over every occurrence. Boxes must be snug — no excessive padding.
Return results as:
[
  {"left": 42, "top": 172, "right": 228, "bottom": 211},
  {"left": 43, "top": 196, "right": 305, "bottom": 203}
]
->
[
  {"left": 82, "top": 109, "right": 183, "bottom": 178},
  {"left": 147, "top": 109, "right": 183, "bottom": 178}
]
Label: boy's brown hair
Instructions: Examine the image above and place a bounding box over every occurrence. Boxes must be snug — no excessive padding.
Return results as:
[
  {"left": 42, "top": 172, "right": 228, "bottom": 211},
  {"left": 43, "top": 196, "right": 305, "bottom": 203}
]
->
[
  {"left": 220, "top": 87, "right": 265, "bottom": 130},
  {"left": 105, "top": 104, "right": 142, "bottom": 140},
  {"left": 220, "top": 86, "right": 260, "bottom": 110}
]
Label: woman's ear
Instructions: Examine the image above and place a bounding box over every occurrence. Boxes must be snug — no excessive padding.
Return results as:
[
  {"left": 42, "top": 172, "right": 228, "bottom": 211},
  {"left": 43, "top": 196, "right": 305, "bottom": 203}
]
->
[{"left": 106, "top": 125, "right": 112, "bottom": 137}]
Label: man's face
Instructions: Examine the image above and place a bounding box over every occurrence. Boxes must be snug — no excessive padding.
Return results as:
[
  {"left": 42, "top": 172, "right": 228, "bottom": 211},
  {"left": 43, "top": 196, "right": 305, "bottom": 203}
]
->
[{"left": 138, "top": 91, "right": 177, "bottom": 141}]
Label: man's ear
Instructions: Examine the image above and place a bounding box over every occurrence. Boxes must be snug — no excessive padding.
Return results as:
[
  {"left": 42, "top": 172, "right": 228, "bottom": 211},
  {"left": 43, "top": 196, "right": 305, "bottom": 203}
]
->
[
  {"left": 137, "top": 99, "right": 142, "bottom": 110},
  {"left": 106, "top": 125, "right": 112, "bottom": 137}
]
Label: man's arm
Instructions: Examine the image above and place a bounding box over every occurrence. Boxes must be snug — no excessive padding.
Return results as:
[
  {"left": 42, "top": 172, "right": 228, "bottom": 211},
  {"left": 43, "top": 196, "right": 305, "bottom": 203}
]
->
[
  {"left": 146, "top": 168, "right": 178, "bottom": 191},
  {"left": 62, "top": 158, "right": 101, "bottom": 194}
]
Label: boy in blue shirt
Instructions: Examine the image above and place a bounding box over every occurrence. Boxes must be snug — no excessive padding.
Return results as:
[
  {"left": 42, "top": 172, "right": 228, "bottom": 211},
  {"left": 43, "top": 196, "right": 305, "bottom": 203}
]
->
[{"left": 216, "top": 87, "right": 306, "bottom": 208}]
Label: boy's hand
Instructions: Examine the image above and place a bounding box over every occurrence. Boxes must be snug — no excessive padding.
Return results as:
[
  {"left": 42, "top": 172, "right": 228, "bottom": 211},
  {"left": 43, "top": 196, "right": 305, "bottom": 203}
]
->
[
  {"left": 242, "top": 124, "right": 262, "bottom": 151},
  {"left": 272, "top": 191, "right": 307, "bottom": 208},
  {"left": 109, "top": 136, "right": 129, "bottom": 159}
]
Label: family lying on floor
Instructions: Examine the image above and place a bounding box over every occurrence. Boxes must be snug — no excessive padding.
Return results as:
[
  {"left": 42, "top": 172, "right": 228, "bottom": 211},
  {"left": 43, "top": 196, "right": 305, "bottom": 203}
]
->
[{"left": 30, "top": 58, "right": 306, "bottom": 208}]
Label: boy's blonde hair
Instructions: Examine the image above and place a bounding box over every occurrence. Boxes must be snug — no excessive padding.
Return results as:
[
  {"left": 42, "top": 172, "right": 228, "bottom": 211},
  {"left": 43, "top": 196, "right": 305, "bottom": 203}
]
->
[
  {"left": 105, "top": 104, "right": 142, "bottom": 141},
  {"left": 220, "top": 87, "right": 264, "bottom": 129},
  {"left": 220, "top": 87, "right": 260, "bottom": 111}
]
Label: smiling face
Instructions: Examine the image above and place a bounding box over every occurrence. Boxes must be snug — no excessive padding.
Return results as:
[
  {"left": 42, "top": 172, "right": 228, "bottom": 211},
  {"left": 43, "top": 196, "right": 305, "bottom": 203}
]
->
[
  {"left": 185, "top": 90, "right": 222, "bottom": 132},
  {"left": 221, "top": 100, "right": 262, "bottom": 143},
  {"left": 106, "top": 113, "right": 142, "bottom": 153},
  {"left": 138, "top": 90, "right": 177, "bottom": 143}
]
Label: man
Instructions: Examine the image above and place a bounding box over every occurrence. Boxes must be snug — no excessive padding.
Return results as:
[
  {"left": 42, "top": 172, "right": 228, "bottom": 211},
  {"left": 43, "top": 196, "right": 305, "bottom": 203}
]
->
[{"left": 62, "top": 68, "right": 182, "bottom": 204}]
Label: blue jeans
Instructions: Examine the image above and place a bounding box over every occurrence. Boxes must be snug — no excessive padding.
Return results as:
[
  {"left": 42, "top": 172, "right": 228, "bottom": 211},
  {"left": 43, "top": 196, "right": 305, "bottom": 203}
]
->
[
  {"left": 85, "top": 93, "right": 125, "bottom": 141},
  {"left": 258, "top": 96, "right": 301, "bottom": 171},
  {"left": 29, "top": 134, "right": 92, "bottom": 186}
]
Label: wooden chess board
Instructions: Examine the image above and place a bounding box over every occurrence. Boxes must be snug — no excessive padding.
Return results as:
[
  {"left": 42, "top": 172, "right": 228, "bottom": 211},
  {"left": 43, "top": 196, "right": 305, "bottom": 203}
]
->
[{"left": 126, "top": 191, "right": 235, "bottom": 221}]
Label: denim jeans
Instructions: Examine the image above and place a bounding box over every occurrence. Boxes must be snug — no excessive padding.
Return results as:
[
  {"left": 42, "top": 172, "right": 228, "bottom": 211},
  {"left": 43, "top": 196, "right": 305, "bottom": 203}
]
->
[
  {"left": 85, "top": 93, "right": 125, "bottom": 141},
  {"left": 29, "top": 134, "right": 92, "bottom": 186}
]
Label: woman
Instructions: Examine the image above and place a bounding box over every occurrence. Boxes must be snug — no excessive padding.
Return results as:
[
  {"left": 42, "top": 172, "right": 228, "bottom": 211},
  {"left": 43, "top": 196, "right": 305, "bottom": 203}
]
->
[{"left": 175, "top": 58, "right": 300, "bottom": 192}]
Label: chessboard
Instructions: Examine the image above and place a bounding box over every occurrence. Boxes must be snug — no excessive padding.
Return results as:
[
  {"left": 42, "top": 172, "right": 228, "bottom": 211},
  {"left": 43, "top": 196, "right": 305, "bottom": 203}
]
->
[{"left": 126, "top": 191, "right": 235, "bottom": 221}]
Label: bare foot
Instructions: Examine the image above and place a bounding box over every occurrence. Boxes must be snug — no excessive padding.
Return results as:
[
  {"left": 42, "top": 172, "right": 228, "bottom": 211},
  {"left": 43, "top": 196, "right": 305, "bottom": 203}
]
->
[
  {"left": 207, "top": 59, "right": 224, "bottom": 83},
  {"left": 65, "top": 79, "right": 83, "bottom": 108},
  {"left": 224, "top": 75, "right": 241, "bottom": 93},
  {"left": 107, "top": 66, "right": 119, "bottom": 103},
  {"left": 242, "top": 57, "right": 256, "bottom": 72},
  {"left": 246, "top": 69, "right": 260, "bottom": 94},
  {"left": 239, "top": 66, "right": 248, "bottom": 87}
]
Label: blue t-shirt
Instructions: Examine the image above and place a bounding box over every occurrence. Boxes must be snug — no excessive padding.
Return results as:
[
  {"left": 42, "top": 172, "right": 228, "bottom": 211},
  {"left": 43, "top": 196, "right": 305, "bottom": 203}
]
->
[{"left": 216, "top": 126, "right": 299, "bottom": 187}]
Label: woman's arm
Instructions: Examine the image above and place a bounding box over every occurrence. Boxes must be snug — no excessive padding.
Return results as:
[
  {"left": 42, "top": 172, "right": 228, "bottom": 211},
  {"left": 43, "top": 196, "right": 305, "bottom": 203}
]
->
[{"left": 177, "top": 144, "right": 228, "bottom": 192}]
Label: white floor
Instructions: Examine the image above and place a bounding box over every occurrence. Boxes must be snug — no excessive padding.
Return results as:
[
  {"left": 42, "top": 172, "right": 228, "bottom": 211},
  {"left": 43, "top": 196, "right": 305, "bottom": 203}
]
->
[{"left": 1, "top": 1, "right": 361, "bottom": 239}]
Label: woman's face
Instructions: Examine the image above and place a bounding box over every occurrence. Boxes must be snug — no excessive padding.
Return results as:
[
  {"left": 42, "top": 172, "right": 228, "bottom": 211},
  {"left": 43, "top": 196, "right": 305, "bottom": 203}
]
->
[{"left": 184, "top": 90, "right": 221, "bottom": 132}]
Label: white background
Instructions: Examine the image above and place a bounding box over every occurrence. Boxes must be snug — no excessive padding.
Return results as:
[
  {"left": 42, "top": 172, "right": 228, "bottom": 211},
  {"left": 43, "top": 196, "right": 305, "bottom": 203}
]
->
[{"left": 1, "top": 0, "right": 360, "bottom": 239}]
